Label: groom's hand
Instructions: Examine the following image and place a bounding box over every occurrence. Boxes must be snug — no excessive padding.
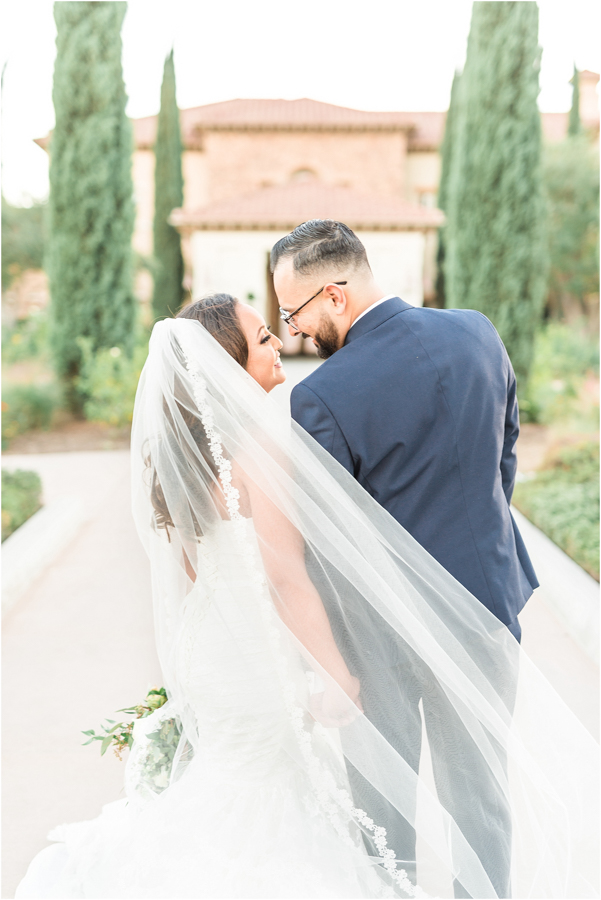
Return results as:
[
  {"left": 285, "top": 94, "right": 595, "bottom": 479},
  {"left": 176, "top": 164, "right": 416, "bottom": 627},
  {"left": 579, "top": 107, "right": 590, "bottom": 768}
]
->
[{"left": 310, "top": 676, "right": 364, "bottom": 728}]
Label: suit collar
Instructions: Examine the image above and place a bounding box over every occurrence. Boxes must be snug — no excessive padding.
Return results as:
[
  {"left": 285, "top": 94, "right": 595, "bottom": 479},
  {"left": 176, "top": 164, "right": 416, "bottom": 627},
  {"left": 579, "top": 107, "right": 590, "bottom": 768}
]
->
[{"left": 344, "top": 297, "right": 413, "bottom": 346}]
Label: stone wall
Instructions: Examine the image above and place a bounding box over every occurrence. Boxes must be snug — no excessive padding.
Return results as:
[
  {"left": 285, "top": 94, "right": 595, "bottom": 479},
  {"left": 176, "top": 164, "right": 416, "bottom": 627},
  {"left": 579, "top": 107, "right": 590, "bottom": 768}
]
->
[{"left": 200, "top": 130, "right": 409, "bottom": 203}]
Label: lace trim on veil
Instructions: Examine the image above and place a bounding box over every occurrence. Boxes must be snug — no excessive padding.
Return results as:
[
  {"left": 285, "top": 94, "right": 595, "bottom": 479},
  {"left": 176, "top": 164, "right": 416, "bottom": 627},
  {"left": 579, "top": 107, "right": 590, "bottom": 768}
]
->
[{"left": 181, "top": 345, "right": 421, "bottom": 898}]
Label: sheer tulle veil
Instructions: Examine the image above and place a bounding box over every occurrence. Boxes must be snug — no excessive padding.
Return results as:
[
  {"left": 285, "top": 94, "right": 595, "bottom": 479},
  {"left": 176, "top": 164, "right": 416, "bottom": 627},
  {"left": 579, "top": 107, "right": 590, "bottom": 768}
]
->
[{"left": 129, "top": 316, "right": 599, "bottom": 899}]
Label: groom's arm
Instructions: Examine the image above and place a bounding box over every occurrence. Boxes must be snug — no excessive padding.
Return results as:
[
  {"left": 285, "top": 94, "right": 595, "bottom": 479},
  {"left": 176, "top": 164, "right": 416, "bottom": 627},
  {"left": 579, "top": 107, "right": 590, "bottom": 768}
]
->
[
  {"left": 501, "top": 365, "right": 519, "bottom": 505},
  {"left": 291, "top": 383, "right": 354, "bottom": 476}
]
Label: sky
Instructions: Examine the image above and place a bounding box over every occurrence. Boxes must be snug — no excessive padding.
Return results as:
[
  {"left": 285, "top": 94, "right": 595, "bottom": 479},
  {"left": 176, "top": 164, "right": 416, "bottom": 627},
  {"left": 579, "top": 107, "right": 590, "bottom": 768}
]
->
[{"left": 1, "top": 0, "right": 599, "bottom": 206}]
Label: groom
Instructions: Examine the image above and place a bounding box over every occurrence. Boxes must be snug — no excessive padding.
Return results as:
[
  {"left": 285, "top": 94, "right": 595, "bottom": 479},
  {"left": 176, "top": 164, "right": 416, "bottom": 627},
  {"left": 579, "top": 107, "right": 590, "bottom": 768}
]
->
[{"left": 271, "top": 219, "right": 538, "bottom": 898}]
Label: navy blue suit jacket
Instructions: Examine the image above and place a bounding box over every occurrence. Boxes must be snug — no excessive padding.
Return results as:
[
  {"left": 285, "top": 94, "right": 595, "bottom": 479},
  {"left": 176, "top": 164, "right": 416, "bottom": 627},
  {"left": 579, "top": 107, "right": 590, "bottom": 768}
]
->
[{"left": 291, "top": 298, "right": 538, "bottom": 632}]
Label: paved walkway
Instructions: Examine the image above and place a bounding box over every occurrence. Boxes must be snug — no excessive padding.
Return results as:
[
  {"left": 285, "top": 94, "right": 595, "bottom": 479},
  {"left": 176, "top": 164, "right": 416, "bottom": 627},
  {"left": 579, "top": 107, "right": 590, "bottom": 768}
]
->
[
  {"left": 2, "top": 359, "right": 598, "bottom": 897},
  {"left": 2, "top": 450, "right": 161, "bottom": 898}
]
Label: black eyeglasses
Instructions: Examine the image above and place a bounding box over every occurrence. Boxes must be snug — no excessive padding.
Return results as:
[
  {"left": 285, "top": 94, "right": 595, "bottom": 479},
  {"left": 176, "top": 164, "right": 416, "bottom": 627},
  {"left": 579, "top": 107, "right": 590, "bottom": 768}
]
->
[{"left": 278, "top": 282, "right": 347, "bottom": 328}]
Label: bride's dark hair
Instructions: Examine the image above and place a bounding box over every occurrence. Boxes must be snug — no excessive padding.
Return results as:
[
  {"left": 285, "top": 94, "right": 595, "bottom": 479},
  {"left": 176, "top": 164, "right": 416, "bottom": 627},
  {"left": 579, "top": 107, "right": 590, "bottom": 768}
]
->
[
  {"left": 146, "top": 294, "right": 249, "bottom": 541},
  {"left": 176, "top": 294, "right": 249, "bottom": 368}
]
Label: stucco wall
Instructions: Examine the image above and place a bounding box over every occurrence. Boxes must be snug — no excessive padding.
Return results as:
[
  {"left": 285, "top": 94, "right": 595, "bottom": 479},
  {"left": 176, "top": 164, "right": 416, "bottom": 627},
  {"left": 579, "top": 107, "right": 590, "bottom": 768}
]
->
[
  {"left": 190, "top": 230, "right": 283, "bottom": 319},
  {"left": 190, "top": 229, "right": 426, "bottom": 321},
  {"left": 360, "top": 231, "right": 425, "bottom": 307},
  {"left": 132, "top": 150, "right": 155, "bottom": 257},
  {"left": 405, "top": 151, "right": 441, "bottom": 205},
  {"left": 182, "top": 150, "right": 209, "bottom": 209}
]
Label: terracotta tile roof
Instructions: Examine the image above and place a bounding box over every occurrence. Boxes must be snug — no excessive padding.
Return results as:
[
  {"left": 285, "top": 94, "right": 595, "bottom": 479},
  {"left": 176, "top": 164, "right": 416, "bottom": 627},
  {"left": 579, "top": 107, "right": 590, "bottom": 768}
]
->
[
  {"left": 132, "top": 98, "right": 417, "bottom": 149},
  {"left": 383, "top": 111, "right": 589, "bottom": 148},
  {"left": 35, "top": 89, "right": 598, "bottom": 153},
  {"left": 131, "top": 103, "right": 594, "bottom": 151},
  {"left": 169, "top": 181, "right": 444, "bottom": 232},
  {"left": 403, "top": 111, "right": 446, "bottom": 149},
  {"left": 386, "top": 111, "right": 598, "bottom": 148}
]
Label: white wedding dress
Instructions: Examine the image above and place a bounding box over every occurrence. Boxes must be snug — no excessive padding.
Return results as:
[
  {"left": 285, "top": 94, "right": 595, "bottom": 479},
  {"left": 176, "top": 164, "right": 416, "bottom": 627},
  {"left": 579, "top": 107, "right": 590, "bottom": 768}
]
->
[{"left": 16, "top": 520, "right": 398, "bottom": 899}]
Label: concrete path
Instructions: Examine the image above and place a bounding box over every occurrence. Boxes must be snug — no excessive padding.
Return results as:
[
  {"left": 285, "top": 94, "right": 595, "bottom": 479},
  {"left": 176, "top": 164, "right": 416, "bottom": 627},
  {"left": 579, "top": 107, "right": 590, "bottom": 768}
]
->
[
  {"left": 2, "top": 451, "right": 161, "bottom": 898},
  {"left": 2, "top": 358, "right": 598, "bottom": 898}
]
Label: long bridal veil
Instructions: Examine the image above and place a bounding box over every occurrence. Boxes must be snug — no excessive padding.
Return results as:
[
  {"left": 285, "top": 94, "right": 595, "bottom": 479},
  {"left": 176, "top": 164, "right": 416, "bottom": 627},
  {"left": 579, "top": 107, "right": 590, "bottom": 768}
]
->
[{"left": 130, "top": 317, "right": 598, "bottom": 899}]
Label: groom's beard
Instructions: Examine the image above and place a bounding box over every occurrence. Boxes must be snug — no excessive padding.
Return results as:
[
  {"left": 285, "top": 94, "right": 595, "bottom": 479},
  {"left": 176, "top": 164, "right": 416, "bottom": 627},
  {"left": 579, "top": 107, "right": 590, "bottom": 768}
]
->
[{"left": 305, "top": 317, "right": 342, "bottom": 360}]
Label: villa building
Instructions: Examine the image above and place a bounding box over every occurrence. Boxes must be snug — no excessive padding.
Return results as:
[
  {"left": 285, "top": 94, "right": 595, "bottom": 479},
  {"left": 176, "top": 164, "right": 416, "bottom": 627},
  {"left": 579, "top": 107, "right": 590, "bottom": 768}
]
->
[{"left": 35, "top": 71, "right": 599, "bottom": 351}]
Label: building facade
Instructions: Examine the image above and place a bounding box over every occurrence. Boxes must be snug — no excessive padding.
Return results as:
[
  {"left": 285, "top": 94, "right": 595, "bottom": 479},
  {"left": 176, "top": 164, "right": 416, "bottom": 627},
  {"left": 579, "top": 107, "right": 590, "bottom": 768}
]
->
[
  {"left": 131, "top": 98, "right": 446, "bottom": 348},
  {"left": 35, "top": 71, "right": 599, "bottom": 348}
]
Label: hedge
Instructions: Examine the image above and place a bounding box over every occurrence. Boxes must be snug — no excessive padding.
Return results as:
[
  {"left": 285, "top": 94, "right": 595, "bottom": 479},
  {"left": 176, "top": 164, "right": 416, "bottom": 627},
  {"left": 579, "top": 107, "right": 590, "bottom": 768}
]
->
[
  {"left": 1, "top": 383, "right": 62, "bottom": 450},
  {"left": 2, "top": 469, "right": 42, "bottom": 542}
]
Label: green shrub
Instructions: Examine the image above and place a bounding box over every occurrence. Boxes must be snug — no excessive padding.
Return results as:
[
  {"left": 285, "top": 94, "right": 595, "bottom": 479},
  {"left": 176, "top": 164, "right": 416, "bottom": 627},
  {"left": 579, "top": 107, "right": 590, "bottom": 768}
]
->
[
  {"left": 1, "top": 198, "right": 45, "bottom": 290},
  {"left": 2, "top": 311, "right": 50, "bottom": 365},
  {"left": 1, "top": 382, "right": 63, "bottom": 449},
  {"left": 513, "top": 441, "right": 599, "bottom": 580},
  {"left": 520, "top": 321, "right": 599, "bottom": 425},
  {"left": 544, "top": 134, "right": 599, "bottom": 316},
  {"left": 1, "top": 469, "right": 42, "bottom": 542},
  {"left": 76, "top": 334, "right": 149, "bottom": 427}
]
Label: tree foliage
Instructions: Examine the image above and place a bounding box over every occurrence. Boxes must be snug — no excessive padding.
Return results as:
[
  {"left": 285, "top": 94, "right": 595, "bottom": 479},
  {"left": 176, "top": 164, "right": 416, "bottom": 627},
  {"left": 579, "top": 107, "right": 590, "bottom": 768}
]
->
[
  {"left": 434, "top": 71, "right": 461, "bottom": 308},
  {"left": 152, "top": 50, "right": 184, "bottom": 320},
  {"left": 568, "top": 64, "right": 581, "bottom": 137},
  {"left": 445, "top": 1, "right": 548, "bottom": 385},
  {"left": 1, "top": 199, "right": 45, "bottom": 289},
  {"left": 48, "top": 1, "right": 135, "bottom": 406},
  {"left": 544, "top": 134, "right": 599, "bottom": 316}
]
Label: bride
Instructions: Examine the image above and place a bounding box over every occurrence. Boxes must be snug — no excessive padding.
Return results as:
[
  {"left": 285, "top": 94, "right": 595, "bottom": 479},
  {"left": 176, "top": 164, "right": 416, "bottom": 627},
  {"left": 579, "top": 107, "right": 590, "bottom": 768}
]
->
[{"left": 16, "top": 294, "right": 598, "bottom": 899}]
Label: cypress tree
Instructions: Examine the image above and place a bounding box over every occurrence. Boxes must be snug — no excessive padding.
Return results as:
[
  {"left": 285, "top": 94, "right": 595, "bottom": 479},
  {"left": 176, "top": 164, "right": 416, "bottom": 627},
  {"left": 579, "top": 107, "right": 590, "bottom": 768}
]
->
[
  {"left": 434, "top": 71, "right": 462, "bottom": 308},
  {"left": 445, "top": 1, "right": 548, "bottom": 384},
  {"left": 568, "top": 64, "right": 581, "bottom": 136},
  {"left": 152, "top": 50, "right": 184, "bottom": 320},
  {"left": 49, "top": 2, "right": 135, "bottom": 407}
]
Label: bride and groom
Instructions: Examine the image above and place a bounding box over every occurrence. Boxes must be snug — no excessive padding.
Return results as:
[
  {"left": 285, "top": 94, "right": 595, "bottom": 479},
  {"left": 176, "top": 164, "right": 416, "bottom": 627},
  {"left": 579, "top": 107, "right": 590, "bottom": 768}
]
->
[{"left": 16, "top": 220, "right": 597, "bottom": 899}]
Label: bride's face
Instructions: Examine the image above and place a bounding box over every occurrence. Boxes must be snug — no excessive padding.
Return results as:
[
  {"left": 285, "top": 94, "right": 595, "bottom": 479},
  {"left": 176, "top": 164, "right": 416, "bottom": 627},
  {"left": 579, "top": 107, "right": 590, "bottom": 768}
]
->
[{"left": 236, "top": 303, "right": 286, "bottom": 393}]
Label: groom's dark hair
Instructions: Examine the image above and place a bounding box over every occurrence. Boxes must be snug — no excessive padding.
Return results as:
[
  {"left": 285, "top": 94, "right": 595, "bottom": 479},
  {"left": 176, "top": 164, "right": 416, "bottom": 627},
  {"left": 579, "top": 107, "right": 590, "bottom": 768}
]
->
[{"left": 270, "top": 219, "right": 371, "bottom": 278}]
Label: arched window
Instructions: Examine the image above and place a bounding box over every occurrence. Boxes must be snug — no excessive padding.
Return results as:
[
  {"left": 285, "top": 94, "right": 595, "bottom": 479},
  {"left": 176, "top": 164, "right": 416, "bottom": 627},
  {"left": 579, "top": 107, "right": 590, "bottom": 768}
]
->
[{"left": 290, "top": 168, "right": 317, "bottom": 183}]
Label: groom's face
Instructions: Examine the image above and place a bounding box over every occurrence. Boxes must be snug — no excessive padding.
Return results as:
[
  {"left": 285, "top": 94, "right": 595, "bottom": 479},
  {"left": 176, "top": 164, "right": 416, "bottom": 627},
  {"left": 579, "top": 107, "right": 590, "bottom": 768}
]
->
[{"left": 274, "top": 259, "right": 347, "bottom": 360}]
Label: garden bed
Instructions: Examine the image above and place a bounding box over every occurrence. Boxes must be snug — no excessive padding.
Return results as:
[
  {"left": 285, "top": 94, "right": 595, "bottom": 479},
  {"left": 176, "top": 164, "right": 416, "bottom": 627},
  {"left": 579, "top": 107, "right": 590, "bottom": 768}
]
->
[
  {"left": 2, "top": 418, "right": 131, "bottom": 454},
  {"left": 513, "top": 441, "right": 599, "bottom": 581}
]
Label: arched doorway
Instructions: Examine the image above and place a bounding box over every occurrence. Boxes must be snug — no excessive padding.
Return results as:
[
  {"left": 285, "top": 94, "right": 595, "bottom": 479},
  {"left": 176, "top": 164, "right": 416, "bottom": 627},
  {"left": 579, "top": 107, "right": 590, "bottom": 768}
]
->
[{"left": 265, "top": 252, "right": 311, "bottom": 356}]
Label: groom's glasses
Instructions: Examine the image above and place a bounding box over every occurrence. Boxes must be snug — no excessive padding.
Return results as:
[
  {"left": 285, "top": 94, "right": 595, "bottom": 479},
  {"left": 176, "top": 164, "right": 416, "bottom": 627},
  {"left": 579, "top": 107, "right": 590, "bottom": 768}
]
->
[{"left": 278, "top": 282, "right": 347, "bottom": 328}]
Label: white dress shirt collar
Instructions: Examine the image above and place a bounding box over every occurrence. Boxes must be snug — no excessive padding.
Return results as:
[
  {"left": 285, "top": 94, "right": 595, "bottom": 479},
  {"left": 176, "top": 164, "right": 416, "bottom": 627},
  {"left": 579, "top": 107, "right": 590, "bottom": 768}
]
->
[{"left": 351, "top": 294, "right": 397, "bottom": 328}]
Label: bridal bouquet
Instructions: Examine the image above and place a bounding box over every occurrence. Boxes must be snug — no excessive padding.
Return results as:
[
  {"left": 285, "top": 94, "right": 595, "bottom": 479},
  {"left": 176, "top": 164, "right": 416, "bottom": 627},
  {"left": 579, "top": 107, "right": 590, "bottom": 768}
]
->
[{"left": 83, "top": 687, "right": 183, "bottom": 793}]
